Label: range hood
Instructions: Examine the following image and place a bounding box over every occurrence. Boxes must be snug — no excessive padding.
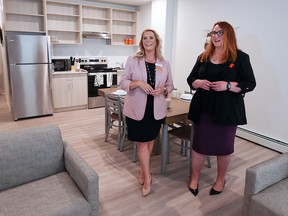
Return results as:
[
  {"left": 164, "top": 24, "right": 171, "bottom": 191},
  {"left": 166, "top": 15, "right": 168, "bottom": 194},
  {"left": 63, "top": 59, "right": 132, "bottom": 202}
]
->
[{"left": 82, "top": 32, "right": 111, "bottom": 39}]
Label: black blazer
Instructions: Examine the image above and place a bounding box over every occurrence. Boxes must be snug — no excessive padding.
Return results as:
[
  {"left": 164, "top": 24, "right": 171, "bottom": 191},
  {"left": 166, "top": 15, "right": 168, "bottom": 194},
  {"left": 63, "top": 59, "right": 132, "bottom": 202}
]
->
[{"left": 187, "top": 50, "right": 256, "bottom": 125}]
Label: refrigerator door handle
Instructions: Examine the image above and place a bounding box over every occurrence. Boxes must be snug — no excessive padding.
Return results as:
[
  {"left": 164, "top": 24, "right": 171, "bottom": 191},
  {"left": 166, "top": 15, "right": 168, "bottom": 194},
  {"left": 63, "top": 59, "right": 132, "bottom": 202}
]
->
[
  {"left": 48, "top": 64, "right": 52, "bottom": 85},
  {"left": 47, "top": 36, "right": 51, "bottom": 63}
]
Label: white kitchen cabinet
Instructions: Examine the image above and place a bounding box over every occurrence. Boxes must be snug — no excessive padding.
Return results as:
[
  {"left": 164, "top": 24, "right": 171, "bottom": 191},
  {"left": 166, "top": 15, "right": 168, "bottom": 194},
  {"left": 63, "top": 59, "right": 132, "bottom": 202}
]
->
[
  {"left": 82, "top": 6, "right": 111, "bottom": 34},
  {"left": 52, "top": 73, "right": 87, "bottom": 112},
  {"left": 46, "top": 1, "right": 81, "bottom": 44},
  {"left": 111, "top": 9, "right": 137, "bottom": 46},
  {"left": 3, "top": 0, "right": 45, "bottom": 33}
]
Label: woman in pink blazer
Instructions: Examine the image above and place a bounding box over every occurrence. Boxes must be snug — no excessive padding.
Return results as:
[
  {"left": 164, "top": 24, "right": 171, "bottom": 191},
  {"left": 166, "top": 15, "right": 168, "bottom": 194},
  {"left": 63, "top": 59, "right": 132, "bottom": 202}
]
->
[{"left": 120, "top": 29, "right": 173, "bottom": 197}]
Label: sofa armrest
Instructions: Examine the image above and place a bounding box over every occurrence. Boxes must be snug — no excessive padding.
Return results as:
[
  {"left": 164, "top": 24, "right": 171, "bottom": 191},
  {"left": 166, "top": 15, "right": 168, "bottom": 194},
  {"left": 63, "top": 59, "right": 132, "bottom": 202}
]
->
[
  {"left": 242, "top": 152, "right": 288, "bottom": 216},
  {"left": 64, "top": 142, "right": 99, "bottom": 216},
  {"left": 244, "top": 152, "right": 288, "bottom": 196}
]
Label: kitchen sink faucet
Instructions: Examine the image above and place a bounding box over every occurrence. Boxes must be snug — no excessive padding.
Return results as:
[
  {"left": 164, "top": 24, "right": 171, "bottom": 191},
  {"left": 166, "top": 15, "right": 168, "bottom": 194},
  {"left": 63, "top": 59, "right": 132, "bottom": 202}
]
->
[{"left": 115, "top": 62, "right": 124, "bottom": 70}]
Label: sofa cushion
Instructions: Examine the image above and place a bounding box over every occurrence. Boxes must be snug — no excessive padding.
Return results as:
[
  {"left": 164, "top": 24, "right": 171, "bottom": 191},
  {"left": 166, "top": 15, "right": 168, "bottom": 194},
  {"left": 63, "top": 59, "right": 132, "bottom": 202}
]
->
[
  {"left": 0, "top": 125, "right": 65, "bottom": 191},
  {"left": 249, "top": 178, "right": 288, "bottom": 216},
  {"left": 0, "top": 172, "right": 91, "bottom": 216}
]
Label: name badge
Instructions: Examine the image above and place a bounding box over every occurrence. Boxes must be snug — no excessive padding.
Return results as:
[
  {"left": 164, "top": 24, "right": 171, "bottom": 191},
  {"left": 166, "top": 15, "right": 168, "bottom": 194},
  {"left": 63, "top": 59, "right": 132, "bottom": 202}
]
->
[{"left": 155, "top": 63, "right": 163, "bottom": 72}]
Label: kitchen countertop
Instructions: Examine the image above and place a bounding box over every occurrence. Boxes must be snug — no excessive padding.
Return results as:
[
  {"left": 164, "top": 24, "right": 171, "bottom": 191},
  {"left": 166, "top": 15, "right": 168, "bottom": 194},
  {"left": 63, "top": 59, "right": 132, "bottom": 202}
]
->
[
  {"left": 52, "top": 70, "right": 125, "bottom": 75},
  {"left": 52, "top": 69, "right": 88, "bottom": 75}
]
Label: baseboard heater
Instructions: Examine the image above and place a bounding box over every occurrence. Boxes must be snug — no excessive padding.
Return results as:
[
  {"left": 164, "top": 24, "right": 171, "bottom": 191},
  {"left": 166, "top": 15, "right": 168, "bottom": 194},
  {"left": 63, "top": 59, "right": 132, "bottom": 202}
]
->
[{"left": 236, "top": 127, "right": 288, "bottom": 153}]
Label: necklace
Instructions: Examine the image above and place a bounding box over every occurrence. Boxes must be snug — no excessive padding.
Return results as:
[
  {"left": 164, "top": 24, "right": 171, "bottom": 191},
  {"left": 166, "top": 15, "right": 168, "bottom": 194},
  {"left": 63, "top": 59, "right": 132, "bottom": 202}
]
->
[
  {"left": 212, "top": 51, "right": 222, "bottom": 62},
  {"left": 145, "top": 62, "right": 156, "bottom": 86},
  {"left": 212, "top": 54, "right": 220, "bottom": 61},
  {"left": 145, "top": 55, "right": 156, "bottom": 63},
  {"left": 211, "top": 58, "right": 220, "bottom": 63}
]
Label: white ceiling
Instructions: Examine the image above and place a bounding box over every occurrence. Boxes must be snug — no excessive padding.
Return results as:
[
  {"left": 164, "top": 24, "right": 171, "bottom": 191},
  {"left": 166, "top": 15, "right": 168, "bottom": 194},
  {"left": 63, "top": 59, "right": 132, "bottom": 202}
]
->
[{"left": 86, "top": 0, "right": 151, "bottom": 6}]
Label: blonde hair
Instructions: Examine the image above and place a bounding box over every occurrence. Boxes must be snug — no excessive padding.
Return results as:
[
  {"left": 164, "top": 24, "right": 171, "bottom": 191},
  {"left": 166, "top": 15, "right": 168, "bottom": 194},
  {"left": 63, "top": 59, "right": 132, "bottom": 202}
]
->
[
  {"left": 134, "top": 29, "right": 164, "bottom": 61},
  {"left": 200, "top": 21, "right": 238, "bottom": 63}
]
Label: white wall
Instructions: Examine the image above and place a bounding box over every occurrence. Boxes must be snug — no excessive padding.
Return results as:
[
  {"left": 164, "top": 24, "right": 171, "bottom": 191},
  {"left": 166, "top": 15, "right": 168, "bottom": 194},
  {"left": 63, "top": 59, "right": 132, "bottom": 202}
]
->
[
  {"left": 163, "top": 0, "right": 177, "bottom": 63},
  {"left": 0, "top": 0, "right": 4, "bottom": 94},
  {"left": 172, "top": 0, "right": 288, "bottom": 148},
  {"left": 138, "top": 2, "right": 152, "bottom": 37},
  {"left": 144, "top": 0, "right": 176, "bottom": 65},
  {"left": 0, "top": 0, "right": 11, "bottom": 110},
  {"left": 151, "top": 0, "right": 167, "bottom": 54}
]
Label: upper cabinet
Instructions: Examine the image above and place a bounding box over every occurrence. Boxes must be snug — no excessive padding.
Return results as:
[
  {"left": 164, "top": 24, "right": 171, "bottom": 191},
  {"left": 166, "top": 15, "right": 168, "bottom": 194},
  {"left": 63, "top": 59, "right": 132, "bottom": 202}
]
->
[
  {"left": 82, "top": 6, "right": 111, "bottom": 35},
  {"left": 3, "top": 0, "right": 45, "bottom": 33},
  {"left": 111, "top": 9, "right": 137, "bottom": 46},
  {"left": 3, "top": 0, "right": 138, "bottom": 45},
  {"left": 81, "top": 6, "right": 138, "bottom": 45},
  {"left": 46, "top": 1, "right": 81, "bottom": 44}
]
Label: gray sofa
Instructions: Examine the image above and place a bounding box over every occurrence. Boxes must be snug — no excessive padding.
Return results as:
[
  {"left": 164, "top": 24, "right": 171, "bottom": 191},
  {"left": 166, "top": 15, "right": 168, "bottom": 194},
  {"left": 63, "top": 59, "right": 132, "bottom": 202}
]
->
[
  {"left": 242, "top": 152, "right": 288, "bottom": 216},
  {"left": 0, "top": 125, "right": 99, "bottom": 216}
]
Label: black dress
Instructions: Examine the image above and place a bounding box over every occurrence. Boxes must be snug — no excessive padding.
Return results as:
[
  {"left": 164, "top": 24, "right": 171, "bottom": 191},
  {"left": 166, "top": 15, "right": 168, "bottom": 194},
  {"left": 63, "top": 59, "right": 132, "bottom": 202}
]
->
[
  {"left": 126, "top": 62, "right": 164, "bottom": 142},
  {"left": 192, "top": 62, "right": 237, "bottom": 156}
]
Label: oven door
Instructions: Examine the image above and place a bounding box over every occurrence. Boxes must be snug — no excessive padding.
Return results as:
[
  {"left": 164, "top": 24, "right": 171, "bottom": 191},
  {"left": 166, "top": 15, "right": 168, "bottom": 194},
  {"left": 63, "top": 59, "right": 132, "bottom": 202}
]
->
[{"left": 87, "top": 72, "right": 118, "bottom": 108}]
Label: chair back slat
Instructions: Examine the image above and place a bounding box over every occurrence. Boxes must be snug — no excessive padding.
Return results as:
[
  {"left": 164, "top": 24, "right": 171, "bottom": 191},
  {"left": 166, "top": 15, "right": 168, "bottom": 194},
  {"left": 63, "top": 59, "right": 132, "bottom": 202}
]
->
[{"left": 105, "top": 93, "right": 121, "bottom": 118}]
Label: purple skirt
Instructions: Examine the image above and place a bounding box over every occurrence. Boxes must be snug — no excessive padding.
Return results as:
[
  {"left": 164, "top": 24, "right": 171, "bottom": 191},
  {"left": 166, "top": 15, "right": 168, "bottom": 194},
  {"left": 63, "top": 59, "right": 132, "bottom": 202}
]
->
[{"left": 192, "top": 113, "right": 237, "bottom": 156}]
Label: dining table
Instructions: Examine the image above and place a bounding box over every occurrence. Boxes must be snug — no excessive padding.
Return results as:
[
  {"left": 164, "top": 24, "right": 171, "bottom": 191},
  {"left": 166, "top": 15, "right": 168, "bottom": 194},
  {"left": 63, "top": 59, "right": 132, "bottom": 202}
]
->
[
  {"left": 98, "top": 87, "right": 122, "bottom": 97},
  {"left": 98, "top": 87, "right": 191, "bottom": 175}
]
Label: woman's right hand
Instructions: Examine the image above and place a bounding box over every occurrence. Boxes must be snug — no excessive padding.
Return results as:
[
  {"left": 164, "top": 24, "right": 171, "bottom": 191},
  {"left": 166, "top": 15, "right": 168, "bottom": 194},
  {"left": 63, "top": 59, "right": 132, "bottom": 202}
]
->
[
  {"left": 193, "top": 79, "right": 212, "bottom": 91},
  {"left": 130, "top": 80, "right": 154, "bottom": 94},
  {"left": 137, "top": 80, "right": 154, "bottom": 94}
]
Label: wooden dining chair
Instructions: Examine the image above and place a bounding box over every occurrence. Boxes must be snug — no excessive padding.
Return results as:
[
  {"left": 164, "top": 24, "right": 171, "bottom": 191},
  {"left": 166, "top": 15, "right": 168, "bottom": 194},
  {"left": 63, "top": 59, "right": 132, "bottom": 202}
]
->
[
  {"left": 118, "top": 96, "right": 129, "bottom": 152},
  {"left": 104, "top": 92, "right": 124, "bottom": 150},
  {"left": 119, "top": 97, "right": 138, "bottom": 161},
  {"left": 168, "top": 124, "right": 211, "bottom": 176}
]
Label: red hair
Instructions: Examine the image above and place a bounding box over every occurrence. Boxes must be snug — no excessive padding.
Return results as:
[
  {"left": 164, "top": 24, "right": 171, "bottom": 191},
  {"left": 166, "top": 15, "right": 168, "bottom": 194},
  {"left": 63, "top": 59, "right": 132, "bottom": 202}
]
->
[{"left": 200, "top": 21, "right": 238, "bottom": 63}]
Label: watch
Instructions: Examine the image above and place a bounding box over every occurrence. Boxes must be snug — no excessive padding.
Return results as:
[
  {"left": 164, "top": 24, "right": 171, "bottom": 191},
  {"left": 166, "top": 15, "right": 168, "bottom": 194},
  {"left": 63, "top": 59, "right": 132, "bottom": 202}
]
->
[
  {"left": 163, "top": 87, "right": 167, "bottom": 95},
  {"left": 227, "top": 82, "right": 231, "bottom": 91}
]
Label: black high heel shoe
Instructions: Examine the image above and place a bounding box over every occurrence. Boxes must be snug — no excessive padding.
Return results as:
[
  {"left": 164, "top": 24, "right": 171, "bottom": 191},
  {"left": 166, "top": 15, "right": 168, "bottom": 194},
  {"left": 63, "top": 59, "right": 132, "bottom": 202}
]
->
[
  {"left": 188, "top": 186, "right": 199, "bottom": 196},
  {"left": 210, "top": 180, "right": 226, "bottom": 195}
]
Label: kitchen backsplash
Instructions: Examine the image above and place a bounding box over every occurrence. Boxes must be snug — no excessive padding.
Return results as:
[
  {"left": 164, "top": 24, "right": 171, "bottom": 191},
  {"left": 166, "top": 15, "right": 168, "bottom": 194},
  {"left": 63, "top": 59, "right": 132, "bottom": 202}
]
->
[{"left": 51, "top": 38, "right": 137, "bottom": 68}]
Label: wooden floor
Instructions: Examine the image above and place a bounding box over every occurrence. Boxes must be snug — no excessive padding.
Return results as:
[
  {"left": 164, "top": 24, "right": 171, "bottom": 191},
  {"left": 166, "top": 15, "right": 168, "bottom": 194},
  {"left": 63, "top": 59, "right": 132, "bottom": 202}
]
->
[{"left": 0, "top": 95, "right": 280, "bottom": 216}]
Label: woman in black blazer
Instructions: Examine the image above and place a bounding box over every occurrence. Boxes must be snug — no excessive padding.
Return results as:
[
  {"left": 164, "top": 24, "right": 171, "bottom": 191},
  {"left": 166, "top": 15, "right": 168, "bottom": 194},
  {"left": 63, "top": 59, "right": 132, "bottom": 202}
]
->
[{"left": 187, "top": 21, "right": 256, "bottom": 196}]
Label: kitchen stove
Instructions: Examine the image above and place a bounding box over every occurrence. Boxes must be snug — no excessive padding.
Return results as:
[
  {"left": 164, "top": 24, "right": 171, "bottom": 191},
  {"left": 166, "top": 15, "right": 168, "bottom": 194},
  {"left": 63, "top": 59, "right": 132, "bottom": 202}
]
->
[{"left": 80, "top": 57, "right": 118, "bottom": 109}]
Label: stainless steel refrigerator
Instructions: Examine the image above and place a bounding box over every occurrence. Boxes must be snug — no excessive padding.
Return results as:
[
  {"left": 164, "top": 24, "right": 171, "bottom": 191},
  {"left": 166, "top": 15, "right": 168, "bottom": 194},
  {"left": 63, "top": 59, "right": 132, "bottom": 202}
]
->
[{"left": 6, "top": 34, "right": 53, "bottom": 120}]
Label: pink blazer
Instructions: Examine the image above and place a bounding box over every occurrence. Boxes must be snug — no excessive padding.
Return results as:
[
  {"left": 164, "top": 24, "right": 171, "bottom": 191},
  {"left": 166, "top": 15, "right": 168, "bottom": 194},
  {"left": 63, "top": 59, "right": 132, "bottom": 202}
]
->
[{"left": 120, "top": 56, "right": 174, "bottom": 120}]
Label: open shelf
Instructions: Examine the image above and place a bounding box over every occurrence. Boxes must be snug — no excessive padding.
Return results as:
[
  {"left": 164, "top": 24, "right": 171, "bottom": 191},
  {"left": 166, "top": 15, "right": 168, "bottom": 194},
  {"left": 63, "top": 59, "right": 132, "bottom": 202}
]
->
[
  {"left": 111, "top": 9, "right": 137, "bottom": 45},
  {"left": 46, "top": 1, "right": 81, "bottom": 44},
  {"left": 4, "top": 0, "right": 45, "bottom": 33}
]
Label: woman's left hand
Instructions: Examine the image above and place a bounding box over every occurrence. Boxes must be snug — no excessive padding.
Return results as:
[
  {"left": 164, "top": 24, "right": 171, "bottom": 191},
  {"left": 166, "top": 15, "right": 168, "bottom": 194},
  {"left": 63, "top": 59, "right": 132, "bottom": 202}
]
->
[
  {"left": 151, "top": 86, "right": 164, "bottom": 96},
  {"left": 210, "top": 81, "right": 227, "bottom": 91}
]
